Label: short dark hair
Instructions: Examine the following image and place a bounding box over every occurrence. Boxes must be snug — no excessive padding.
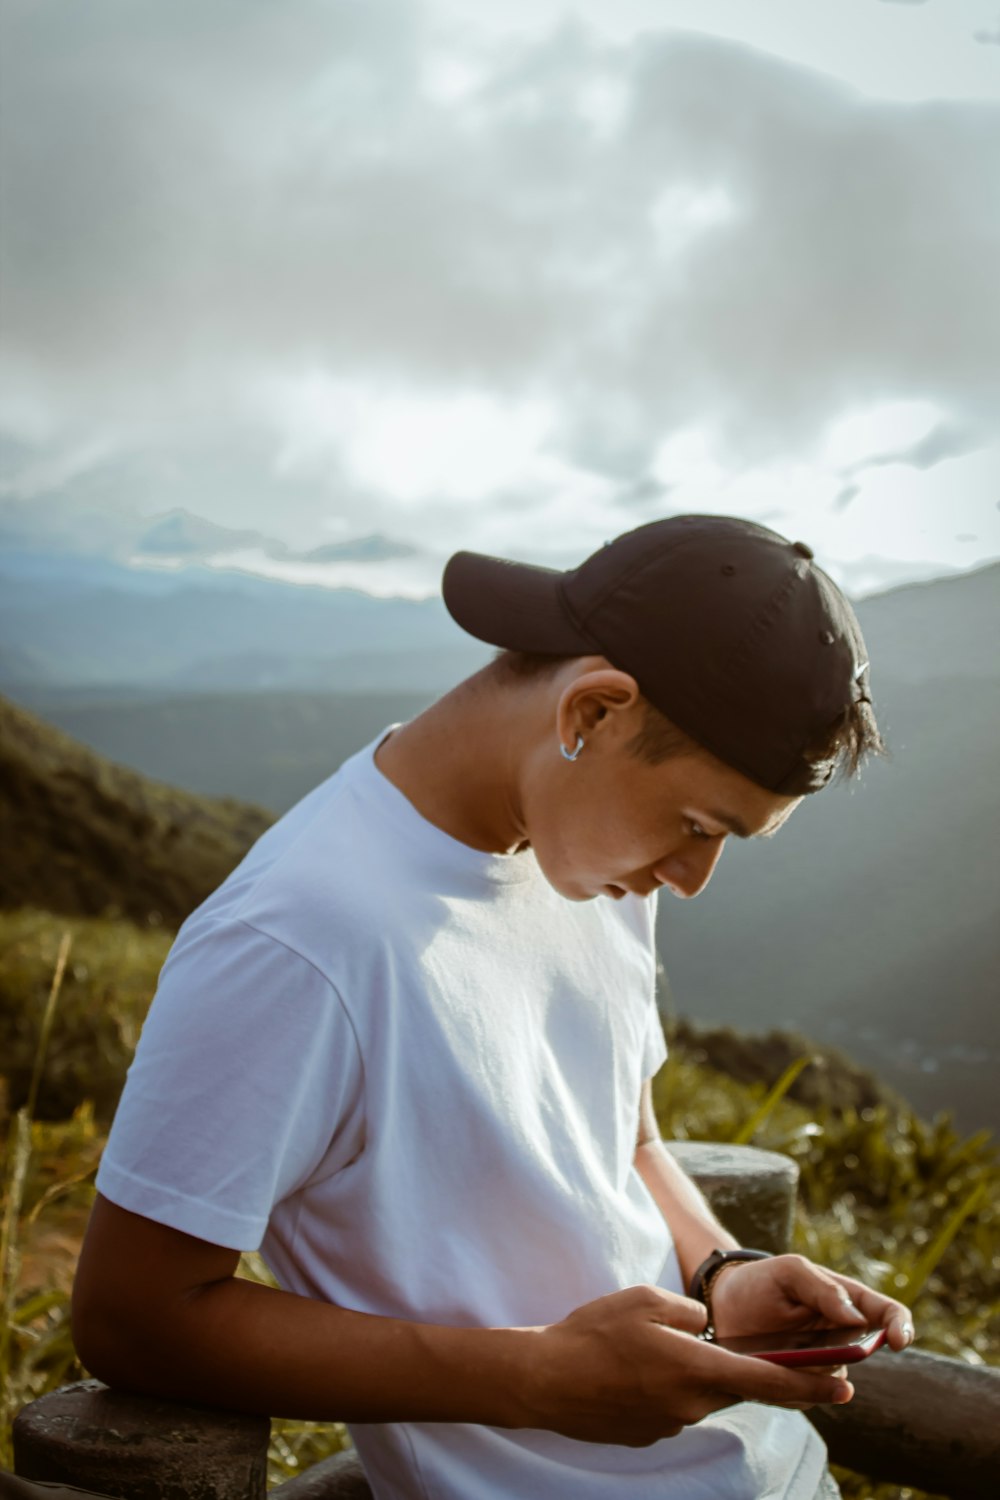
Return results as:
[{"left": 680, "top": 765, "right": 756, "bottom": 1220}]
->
[
  {"left": 800, "top": 696, "right": 886, "bottom": 782},
  {"left": 490, "top": 649, "right": 885, "bottom": 781}
]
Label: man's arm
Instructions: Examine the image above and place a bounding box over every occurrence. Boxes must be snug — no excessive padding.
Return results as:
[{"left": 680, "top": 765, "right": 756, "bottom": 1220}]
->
[
  {"left": 633, "top": 1079, "right": 739, "bottom": 1288},
  {"left": 633, "top": 1080, "right": 915, "bottom": 1351},
  {"left": 72, "top": 1193, "right": 531, "bottom": 1425},
  {"left": 72, "top": 1190, "right": 855, "bottom": 1447}
]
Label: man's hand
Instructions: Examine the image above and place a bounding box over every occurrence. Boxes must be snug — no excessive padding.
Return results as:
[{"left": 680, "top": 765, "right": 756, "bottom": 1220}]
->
[
  {"left": 708, "top": 1253, "right": 915, "bottom": 1352},
  {"left": 523, "top": 1283, "right": 855, "bottom": 1448}
]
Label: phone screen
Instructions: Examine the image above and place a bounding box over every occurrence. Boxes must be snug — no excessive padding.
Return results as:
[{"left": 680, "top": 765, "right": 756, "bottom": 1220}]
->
[{"left": 711, "top": 1325, "right": 887, "bottom": 1365}]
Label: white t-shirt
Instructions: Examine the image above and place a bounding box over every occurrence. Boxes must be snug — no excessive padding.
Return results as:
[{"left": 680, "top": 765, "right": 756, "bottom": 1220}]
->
[{"left": 97, "top": 734, "right": 826, "bottom": 1499}]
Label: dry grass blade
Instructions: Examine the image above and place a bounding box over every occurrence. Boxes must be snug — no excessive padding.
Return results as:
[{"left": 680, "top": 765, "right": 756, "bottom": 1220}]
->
[
  {"left": 9, "top": 1289, "right": 66, "bottom": 1326},
  {"left": 1, "top": 930, "right": 73, "bottom": 1467},
  {"left": 0, "top": 1109, "right": 32, "bottom": 1465},
  {"left": 894, "top": 1179, "right": 990, "bottom": 1306},
  {"left": 732, "top": 1055, "right": 813, "bottom": 1146},
  {"left": 25, "top": 1162, "right": 99, "bottom": 1229},
  {"left": 25, "top": 931, "right": 72, "bottom": 1122}
]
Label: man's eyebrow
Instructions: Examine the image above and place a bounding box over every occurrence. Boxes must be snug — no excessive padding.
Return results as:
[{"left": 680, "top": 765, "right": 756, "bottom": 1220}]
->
[
  {"left": 705, "top": 808, "right": 789, "bottom": 840},
  {"left": 704, "top": 809, "right": 753, "bottom": 839}
]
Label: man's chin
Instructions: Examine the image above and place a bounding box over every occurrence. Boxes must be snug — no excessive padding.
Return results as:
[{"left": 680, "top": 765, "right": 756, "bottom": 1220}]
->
[
  {"left": 560, "top": 885, "right": 600, "bottom": 903},
  {"left": 537, "top": 868, "right": 601, "bottom": 902}
]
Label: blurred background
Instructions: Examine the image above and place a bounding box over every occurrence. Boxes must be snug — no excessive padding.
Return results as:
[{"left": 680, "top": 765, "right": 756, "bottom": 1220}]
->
[{"left": 2, "top": 0, "right": 999, "bottom": 1132}]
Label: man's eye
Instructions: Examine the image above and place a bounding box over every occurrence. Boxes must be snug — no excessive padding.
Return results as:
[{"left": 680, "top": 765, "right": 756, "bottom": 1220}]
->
[{"left": 688, "top": 820, "right": 710, "bottom": 840}]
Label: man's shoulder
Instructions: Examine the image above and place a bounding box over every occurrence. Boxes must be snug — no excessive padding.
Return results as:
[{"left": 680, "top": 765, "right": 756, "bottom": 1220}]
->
[
  {"left": 177, "top": 749, "right": 394, "bottom": 969},
  {"left": 232, "top": 815, "right": 389, "bottom": 962}
]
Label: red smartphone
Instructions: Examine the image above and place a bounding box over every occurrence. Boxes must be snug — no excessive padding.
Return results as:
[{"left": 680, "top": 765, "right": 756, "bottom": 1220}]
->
[{"left": 709, "top": 1324, "right": 888, "bottom": 1366}]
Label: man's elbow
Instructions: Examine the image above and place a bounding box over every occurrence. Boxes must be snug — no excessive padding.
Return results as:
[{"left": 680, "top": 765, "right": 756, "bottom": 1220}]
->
[
  {"left": 70, "top": 1193, "right": 237, "bottom": 1396},
  {"left": 71, "top": 1269, "right": 146, "bottom": 1391}
]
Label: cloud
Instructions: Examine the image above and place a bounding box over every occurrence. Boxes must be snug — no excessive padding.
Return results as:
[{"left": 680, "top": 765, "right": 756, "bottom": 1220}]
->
[
  {"left": 835, "top": 483, "right": 862, "bottom": 512},
  {"left": 828, "top": 406, "right": 985, "bottom": 482},
  {"left": 618, "top": 37, "right": 999, "bottom": 457},
  {"left": 1, "top": 2, "right": 998, "bottom": 584},
  {"left": 302, "top": 535, "right": 417, "bottom": 564},
  {"left": 857, "top": 421, "right": 984, "bottom": 472}
]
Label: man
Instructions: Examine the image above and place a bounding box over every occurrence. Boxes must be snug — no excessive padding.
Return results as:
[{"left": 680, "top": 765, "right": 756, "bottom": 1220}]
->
[{"left": 73, "top": 515, "right": 913, "bottom": 1499}]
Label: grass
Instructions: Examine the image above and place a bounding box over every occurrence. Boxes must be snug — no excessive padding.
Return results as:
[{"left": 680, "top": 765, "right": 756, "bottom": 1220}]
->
[
  {"left": 0, "top": 930, "right": 80, "bottom": 1467},
  {"left": 2, "top": 909, "right": 997, "bottom": 1493},
  {"left": 0, "top": 908, "right": 173, "bottom": 1121}
]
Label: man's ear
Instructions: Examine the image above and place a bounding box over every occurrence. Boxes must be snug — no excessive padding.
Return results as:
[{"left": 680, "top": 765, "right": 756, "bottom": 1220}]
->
[{"left": 556, "top": 667, "right": 643, "bottom": 748}]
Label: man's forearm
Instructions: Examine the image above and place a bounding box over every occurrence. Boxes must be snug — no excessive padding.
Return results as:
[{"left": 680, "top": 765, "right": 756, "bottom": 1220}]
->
[
  {"left": 78, "top": 1271, "right": 536, "bottom": 1425},
  {"left": 634, "top": 1139, "right": 739, "bottom": 1288},
  {"left": 73, "top": 1195, "right": 539, "bottom": 1425}
]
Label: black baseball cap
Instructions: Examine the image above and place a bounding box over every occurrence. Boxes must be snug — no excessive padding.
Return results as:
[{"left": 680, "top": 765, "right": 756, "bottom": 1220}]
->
[{"left": 442, "top": 514, "right": 872, "bottom": 795}]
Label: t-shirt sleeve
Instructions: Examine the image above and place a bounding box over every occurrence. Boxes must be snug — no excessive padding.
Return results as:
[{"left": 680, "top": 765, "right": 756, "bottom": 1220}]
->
[
  {"left": 642, "top": 997, "right": 668, "bottom": 1080},
  {"left": 96, "top": 916, "right": 364, "bottom": 1250}
]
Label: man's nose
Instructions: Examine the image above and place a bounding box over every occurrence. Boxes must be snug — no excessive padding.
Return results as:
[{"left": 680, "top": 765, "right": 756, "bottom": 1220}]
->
[{"left": 654, "top": 839, "right": 726, "bottom": 900}]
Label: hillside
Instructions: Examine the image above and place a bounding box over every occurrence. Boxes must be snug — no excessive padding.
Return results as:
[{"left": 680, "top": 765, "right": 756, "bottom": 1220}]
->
[
  {"left": 853, "top": 560, "right": 999, "bottom": 683},
  {"left": 9, "top": 690, "right": 432, "bottom": 812},
  {"left": 0, "top": 694, "right": 272, "bottom": 927}
]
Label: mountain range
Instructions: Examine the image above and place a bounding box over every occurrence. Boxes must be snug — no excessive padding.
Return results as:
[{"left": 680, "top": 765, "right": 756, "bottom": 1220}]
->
[
  {"left": 0, "top": 492, "right": 418, "bottom": 571},
  {"left": 0, "top": 546, "right": 487, "bottom": 694}
]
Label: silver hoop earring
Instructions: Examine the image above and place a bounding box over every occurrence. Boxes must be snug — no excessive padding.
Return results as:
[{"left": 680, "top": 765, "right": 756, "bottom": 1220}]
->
[{"left": 560, "top": 734, "right": 585, "bottom": 763}]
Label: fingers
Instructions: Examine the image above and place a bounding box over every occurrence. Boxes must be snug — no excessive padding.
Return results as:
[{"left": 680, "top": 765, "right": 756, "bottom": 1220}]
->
[
  {"left": 640, "top": 1285, "right": 710, "bottom": 1337},
  {"left": 705, "top": 1341, "right": 855, "bottom": 1410},
  {"left": 813, "top": 1276, "right": 867, "bottom": 1329},
  {"left": 779, "top": 1385, "right": 851, "bottom": 1411},
  {"left": 773, "top": 1257, "right": 867, "bottom": 1327},
  {"left": 774, "top": 1259, "right": 915, "bottom": 1352},
  {"left": 887, "top": 1313, "right": 915, "bottom": 1351},
  {"left": 819, "top": 1272, "right": 915, "bottom": 1351}
]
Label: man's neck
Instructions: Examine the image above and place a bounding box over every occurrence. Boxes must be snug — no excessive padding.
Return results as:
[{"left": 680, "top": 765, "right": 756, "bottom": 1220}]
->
[{"left": 374, "top": 674, "right": 532, "bottom": 855}]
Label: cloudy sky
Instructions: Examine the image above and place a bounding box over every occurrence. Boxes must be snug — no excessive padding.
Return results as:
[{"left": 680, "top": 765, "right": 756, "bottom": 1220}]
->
[{"left": 1, "top": 0, "right": 998, "bottom": 598}]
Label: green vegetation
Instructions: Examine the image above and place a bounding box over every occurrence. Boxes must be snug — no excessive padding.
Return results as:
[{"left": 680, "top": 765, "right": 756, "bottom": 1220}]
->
[
  {"left": 3, "top": 911, "right": 996, "bottom": 1493},
  {"left": 0, "top": 909, "right": 172, "bottom": 1121},
  {"left": 0, "top": 693, "right": 272, "bottom": 927},
  {"left": 22, "top": 688, "right": 436, "bottom": 814},
  {"left": 0, "top": 912, "right": 357, "bottom": 1483}
]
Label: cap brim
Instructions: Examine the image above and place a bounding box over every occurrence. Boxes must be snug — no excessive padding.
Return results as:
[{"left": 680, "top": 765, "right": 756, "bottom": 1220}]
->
[{"left": 442, "top": 551, "right": 589, "bottom": 655}]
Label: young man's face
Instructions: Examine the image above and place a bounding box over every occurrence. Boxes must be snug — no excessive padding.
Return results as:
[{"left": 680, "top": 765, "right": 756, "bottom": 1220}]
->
[{"left": 521, "top": 707, "right": 801, "bottom": 905}]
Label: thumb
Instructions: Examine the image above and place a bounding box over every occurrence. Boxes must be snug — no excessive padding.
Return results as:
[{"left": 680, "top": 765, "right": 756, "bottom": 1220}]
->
[{"left": 646, "top": 1287, "right": 710, "bottom": 1336}]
